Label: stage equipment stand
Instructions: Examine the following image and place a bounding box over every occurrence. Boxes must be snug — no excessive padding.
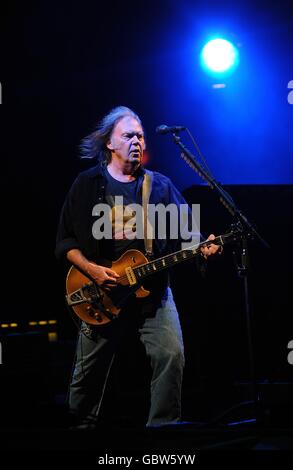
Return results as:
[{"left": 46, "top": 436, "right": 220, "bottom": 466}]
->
[{"left": 170, "top": 130, "right": 270, "bottom": 425}]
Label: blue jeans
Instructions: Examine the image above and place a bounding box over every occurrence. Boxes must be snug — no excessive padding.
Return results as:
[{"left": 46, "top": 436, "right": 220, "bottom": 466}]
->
[{"left": 69, "top": 287, "right": 185, "bottom": 427}]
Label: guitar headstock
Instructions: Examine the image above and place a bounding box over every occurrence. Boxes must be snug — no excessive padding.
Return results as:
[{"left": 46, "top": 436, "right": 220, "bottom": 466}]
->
[{"left": 219, "top": 222, "right": 252, "bottom": 247}]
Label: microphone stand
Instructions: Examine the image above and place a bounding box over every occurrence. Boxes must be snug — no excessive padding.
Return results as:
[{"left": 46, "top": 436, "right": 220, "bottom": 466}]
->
[{"left": 171, "top": 132, "right": 270, "bottom": 426}]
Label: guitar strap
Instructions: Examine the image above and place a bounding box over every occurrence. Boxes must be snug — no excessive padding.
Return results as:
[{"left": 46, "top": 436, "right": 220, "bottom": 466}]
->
[{"left": 142, "top": 169, "right": 154, "bottom": 259}]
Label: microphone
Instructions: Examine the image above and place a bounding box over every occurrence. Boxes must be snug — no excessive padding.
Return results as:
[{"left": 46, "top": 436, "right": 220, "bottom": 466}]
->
[{"left": 156, "top": 124, "right": 186, "bottom": 135}]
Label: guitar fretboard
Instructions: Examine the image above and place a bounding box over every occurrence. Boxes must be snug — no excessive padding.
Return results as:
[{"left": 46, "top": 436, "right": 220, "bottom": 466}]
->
[{"left": 133, "top": 235, "right": 224, "bottom": 281}]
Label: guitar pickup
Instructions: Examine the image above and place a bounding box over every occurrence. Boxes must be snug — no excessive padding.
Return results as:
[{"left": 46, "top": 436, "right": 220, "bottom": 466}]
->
[{"left": 125, "top": 266, "right": 137, "bottom": 286}]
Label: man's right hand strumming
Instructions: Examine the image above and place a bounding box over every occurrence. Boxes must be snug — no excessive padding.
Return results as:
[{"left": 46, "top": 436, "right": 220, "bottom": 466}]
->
[{"left": 66, "top": 249, "right": 119, "bottom": 290}]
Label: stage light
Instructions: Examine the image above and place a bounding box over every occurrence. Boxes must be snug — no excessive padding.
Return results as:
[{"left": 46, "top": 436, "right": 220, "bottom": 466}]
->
[
  {"left": 48, "top": 332, "right": 58, "bottom": 342},
  {"left": 200, "top": 38, "right": 239, "bottom": 75}
]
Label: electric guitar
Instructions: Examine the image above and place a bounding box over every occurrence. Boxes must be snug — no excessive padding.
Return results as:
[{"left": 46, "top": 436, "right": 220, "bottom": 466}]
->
[{"left": 66, "top": 231, "right": 240, "bottom": 326}]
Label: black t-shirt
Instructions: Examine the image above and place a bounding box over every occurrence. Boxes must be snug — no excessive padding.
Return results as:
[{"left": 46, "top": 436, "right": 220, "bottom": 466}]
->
[{"left": 100, "top": 168, "right": 145, "bottom": 260}]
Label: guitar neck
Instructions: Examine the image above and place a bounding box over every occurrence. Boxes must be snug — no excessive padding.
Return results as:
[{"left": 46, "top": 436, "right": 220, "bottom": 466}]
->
[{"left": 133, "top": 235, "right": 226, "bottom": 281}]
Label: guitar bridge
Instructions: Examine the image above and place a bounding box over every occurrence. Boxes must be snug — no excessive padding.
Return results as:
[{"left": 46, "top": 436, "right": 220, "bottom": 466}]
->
[{"left": 66, "top": 283, "right": 102, "bottom": 307}]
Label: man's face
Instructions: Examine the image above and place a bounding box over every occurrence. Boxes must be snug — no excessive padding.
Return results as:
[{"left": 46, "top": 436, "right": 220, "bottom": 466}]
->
[{"left": 106, "top": 116, "right": 145, "bottom": 166}]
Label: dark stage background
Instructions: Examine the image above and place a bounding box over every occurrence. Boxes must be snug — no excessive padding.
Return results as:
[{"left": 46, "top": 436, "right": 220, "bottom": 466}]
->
[{"left": 0, "top": 0, "right": 293, "bottom": 437}]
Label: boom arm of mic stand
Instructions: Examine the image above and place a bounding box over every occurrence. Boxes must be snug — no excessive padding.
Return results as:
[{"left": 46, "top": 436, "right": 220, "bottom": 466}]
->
[{"left": 172, "top": 134, "right": 270, "bottom": 249}]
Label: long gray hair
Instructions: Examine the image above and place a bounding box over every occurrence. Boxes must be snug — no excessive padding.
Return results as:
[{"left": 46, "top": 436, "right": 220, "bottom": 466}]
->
[{"left": 80, "top": 106, "right": 142, "bottom": 166}]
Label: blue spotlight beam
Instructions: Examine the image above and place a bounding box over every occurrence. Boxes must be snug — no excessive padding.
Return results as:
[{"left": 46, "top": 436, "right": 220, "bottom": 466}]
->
[{"left": 200, "top": 38, "right": 239, "bottom": 76}]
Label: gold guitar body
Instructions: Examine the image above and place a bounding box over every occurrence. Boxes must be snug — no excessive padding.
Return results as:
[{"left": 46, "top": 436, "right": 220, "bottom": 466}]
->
[
  {"left": 66, "top": 249, "right": 150, "bottom": 326},
  {"left": 65, "top": 230, "right": 237, "bottom": 327}
]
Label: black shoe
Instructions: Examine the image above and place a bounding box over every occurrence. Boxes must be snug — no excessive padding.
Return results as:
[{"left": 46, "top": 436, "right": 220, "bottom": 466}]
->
[
  {"left": 68, "top": 421, "right": 97, "bottom": 431},
  {"left": 68, "top": 414, "right": 98, "bottom": 431}
]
